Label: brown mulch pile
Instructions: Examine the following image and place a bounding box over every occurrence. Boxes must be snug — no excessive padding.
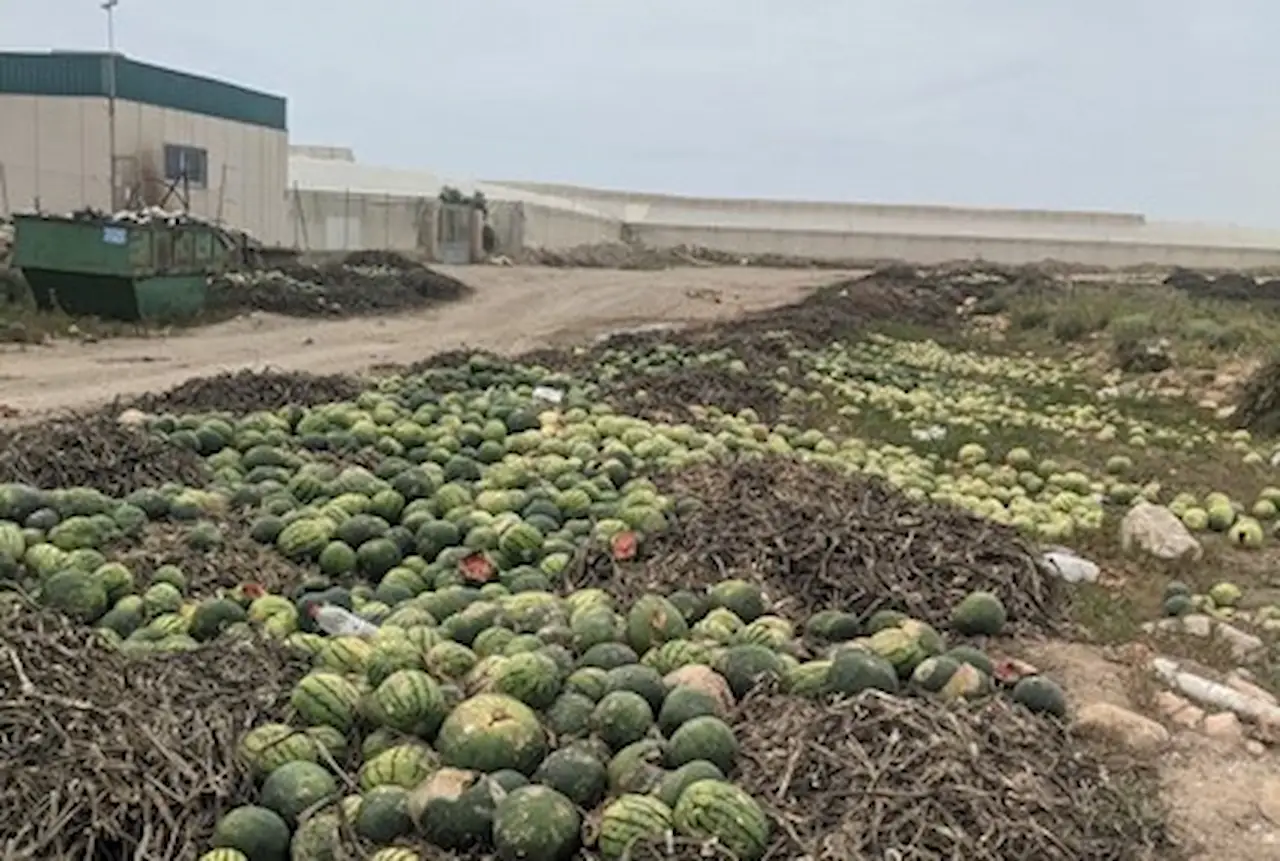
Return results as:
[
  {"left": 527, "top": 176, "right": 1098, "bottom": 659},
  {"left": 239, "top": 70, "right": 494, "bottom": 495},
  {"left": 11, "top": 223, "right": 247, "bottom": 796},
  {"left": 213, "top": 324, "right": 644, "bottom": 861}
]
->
[
  {"left": 1234, "top": 356, "right": 1280, "bottom": 437},
  {"left": 730, "top": 273, "right": 960, "bottom": 348},
  {"left": 734, "top": 691, "right": 1176, "bottom": 861},
  {"left": 1165, "top": 267, "right": 1280, "bottom": 304},
  {"left": 128, "top": 368, "right": 363, "bottom": 415},
  {"left": 0, "top": 412, "right": 207, "bottom": 495},
  {"left": 0, "top": 607, "right": 307, "bottom": 860},
  {"left": 114, "top": 517, "right": 312, "bottom": 596},
  {"left": 605, "top": 366, "right": 785, "bottom": 425},
  {"left": 569, "top": 458, "right": 1061, "bottom": 632},
  {"left": 512, "top": 241, "right": 866, "bottom": 271},
  {"left": 207, "top": 253, "right": 473, "bottom": 318}
]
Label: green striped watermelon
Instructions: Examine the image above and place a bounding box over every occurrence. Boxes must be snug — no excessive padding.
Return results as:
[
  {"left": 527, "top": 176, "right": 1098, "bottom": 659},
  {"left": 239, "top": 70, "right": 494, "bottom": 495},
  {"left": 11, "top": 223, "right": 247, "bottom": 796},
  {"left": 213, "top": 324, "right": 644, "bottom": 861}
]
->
[
  {"left": 599, "top": 794, "right": 674, "bottom": 860},
  {"left": 237, "top": 723, "right": 319, "bottom": 775},
  {"left": 318, "top": 635, "right": 374, "bottom": 674},
  {"left": 673, "top": 780, "right": 770, "bottom": 861},
  {"left": 369, "top": 669, "right": 446, "bottom": 735},
  {"left": 358, "top": 743, "right": 439, "bottom": 791},
  {"left": 290, "top": 672, "right": 362, "bottom": 732}
]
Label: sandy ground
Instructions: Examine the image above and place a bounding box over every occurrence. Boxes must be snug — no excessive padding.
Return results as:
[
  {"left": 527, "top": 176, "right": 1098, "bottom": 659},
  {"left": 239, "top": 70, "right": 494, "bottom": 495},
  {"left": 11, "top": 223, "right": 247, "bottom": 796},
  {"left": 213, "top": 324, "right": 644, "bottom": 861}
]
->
[
  {"left": 0, "top": 266, "right": 856, "bottom": 416},
  {"left": 1024, "top": 640, "right": 1280, "bottom": 861}
]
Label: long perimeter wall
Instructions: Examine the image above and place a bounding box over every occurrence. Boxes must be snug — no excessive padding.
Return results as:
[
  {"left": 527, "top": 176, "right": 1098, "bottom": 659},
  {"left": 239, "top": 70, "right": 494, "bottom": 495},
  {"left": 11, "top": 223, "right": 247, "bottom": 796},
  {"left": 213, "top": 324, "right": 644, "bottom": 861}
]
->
[
  {"left": 283, "top": 152, "right": 1280, "bottom": 268},
  {"left": 488, "top": 179, "right": 1280, "bottom": 269}
]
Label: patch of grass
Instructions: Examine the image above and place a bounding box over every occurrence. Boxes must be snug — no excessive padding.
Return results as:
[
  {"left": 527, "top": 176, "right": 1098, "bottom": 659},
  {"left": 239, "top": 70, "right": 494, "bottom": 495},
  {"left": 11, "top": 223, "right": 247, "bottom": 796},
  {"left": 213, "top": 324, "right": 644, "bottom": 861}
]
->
[
  {"left": 995, "top": 282, "right": 1275, "bottom": 369},
  {"left": 1052, "top": 308, "right": 1106, "bottom": 343},
  {"left": 0, "top": 303, "right": 151, "bottom": 342},
  {"left": 1070, "top": 527, "right": 1280, "bottom": 700}
]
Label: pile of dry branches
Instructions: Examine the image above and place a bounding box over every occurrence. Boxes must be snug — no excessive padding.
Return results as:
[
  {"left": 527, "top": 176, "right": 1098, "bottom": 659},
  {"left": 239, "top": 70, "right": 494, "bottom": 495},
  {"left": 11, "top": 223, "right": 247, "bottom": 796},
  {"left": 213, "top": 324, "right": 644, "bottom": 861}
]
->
[
  {"left": 0, "top": 607, "right": 306, "bottom": 859},
  {"left": 734, "top": 691, "right": 1175, "bottom": 860},
  {"left": 572, "top": 458, "right": 1061, "bottom": 632}
]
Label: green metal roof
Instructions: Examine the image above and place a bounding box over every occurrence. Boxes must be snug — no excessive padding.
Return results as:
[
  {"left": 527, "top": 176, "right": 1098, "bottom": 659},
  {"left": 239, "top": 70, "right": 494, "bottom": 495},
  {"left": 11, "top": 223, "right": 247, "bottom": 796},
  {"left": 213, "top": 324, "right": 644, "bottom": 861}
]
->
[{"left": 0, "top": 51, "right": 287, "bottom": 131}]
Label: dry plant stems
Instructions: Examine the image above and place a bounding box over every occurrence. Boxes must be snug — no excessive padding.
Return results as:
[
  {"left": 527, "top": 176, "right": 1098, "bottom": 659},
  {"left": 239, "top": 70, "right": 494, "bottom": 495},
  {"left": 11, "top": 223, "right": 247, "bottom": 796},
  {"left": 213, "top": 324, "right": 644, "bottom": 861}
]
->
[
  {"left": 0, "top": 412, "right": 207, "bottom": 495},
  {"left": 572, "top": 458, "right": 1062, "bottom": 632},
  {"left": 115, "top": 516, "right": 313, "bottom": 595},
  {"left": 0, "top": 608, "right": 307, "bottom": 860},
  {"left": 734, "top": 691, "right": 1176, "bottom": 861},
  {"left": 606, "top": 367, "right": 785, "bottom": 425},
  {"left": 128, "top": 369, "right": 364, "bottom": 415}
]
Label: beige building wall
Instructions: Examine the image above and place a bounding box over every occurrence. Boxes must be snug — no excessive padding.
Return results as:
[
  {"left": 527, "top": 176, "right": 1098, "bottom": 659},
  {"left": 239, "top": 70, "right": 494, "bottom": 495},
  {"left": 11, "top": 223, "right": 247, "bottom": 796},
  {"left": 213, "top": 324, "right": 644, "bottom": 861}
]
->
[
  {"left": 0, "top": 93, "right": 287, "bottom": 245},
  {"left": 0, "top": 94, "right": 110, "bottom": 216}
]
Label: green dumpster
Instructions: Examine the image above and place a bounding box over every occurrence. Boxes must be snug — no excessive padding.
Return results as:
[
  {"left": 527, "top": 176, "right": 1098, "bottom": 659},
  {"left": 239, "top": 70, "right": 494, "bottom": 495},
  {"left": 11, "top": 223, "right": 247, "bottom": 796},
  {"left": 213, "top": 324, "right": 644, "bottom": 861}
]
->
[{"left": 11, "top": 213, "right": 238, "bottom": 322}]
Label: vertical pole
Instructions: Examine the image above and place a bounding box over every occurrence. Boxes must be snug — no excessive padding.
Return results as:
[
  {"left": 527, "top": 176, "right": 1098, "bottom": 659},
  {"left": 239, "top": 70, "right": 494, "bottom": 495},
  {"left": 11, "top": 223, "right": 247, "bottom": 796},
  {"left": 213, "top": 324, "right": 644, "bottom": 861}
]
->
[
  {"left": 103, "top": 0, "right": 119, "bottom": 211},
  {"left": 343, "top": 187, "right": 350, "bottom": 250}
]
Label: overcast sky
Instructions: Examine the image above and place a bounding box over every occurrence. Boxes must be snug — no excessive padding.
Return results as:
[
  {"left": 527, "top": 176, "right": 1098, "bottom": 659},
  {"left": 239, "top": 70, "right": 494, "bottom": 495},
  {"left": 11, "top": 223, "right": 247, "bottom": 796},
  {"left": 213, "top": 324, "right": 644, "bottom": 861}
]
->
[{"left": 4, "top": 1, "right": 1277, "bottom": 225}]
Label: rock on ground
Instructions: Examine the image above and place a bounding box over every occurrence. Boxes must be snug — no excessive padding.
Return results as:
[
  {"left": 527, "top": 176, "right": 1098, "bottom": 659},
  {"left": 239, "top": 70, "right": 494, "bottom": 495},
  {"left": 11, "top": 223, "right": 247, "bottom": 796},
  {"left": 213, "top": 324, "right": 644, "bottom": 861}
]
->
[{"left": 1073, "top": 702, "right": 1170, "bottom": 754}]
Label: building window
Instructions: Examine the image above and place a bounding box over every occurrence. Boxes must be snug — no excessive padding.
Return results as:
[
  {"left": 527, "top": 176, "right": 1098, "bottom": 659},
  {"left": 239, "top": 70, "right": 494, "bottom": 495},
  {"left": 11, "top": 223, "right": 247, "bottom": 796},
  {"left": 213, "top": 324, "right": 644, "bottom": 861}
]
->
[{"left": 163, "top": 144, "right": 208, "bottom": 188}]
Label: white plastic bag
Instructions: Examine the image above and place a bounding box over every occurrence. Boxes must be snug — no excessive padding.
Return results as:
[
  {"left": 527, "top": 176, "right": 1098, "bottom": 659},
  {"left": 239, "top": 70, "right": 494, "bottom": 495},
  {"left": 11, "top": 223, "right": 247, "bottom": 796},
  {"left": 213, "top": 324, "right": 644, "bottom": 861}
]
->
[{"left": 1042, "top": 550, "right": 1100, "bottom": 584}]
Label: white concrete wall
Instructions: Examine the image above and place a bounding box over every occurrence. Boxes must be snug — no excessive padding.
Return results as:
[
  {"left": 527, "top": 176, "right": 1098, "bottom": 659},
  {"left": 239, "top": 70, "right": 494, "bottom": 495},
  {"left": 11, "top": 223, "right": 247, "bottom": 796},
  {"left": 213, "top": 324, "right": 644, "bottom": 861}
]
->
[
  {"left": 289, "top": 155, "right": 1280, "bottom": 268},
  {"left": 289, "top": 187, "right": 431, "bottom": 251},
  {"left": 485, "top": 179, "right": 1149, "bottom": 230},
  {"left": 517, "top": 202, "right": 622, "bottom": 249},
  {"left": 0, "top": 93, "right": 288, "bottom": 244},
  {"left": 482, "top": 179, "right": 1280, "bottom": 268},
  {"left": 289, "top": 144, "right": 355, "bottom": 161},
  {"left": 631, "top": 222, "right": 1280, "bottom": 268}
]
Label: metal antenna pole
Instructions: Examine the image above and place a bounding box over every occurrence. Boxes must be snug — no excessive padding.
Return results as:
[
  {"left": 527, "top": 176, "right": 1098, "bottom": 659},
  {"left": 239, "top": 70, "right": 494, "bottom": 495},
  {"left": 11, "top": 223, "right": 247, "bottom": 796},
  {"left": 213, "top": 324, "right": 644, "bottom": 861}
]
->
[{"left": 102, "top": 0, "right": 119, "bottom": 211}]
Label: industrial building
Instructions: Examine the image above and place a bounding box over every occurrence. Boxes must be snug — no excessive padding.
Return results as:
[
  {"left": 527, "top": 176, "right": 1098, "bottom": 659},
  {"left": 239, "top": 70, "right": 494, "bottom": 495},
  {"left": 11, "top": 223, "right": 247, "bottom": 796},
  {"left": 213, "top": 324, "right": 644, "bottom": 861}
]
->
[
  {"left": 4, "top": 50, "right": 1280, "bottom": 268},
  {"left": 0, "top": 51, "right": 288, "bottom": 244}
]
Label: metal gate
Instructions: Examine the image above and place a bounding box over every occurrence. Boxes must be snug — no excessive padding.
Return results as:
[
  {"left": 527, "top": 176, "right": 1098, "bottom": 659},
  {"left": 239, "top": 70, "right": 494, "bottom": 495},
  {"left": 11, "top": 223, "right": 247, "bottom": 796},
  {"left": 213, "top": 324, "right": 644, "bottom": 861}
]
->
[{"left": 437, "top": 203, "right": 472, "bottom": 264}]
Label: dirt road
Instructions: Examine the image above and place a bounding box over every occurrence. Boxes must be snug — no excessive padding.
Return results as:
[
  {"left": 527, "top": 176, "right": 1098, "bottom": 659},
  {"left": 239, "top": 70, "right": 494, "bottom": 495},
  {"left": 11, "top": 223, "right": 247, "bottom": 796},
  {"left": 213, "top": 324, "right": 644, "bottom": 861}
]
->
[{"left": 0, "top": 266, "right": 856, "bottom": 416}]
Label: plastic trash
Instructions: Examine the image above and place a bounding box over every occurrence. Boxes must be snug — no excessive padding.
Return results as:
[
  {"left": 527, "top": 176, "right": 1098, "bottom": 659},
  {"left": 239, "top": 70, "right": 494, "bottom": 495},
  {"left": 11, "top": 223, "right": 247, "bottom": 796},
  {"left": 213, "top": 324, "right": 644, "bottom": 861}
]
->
[
  {"left": 1042, "top": 550, "right": 1100, "bottom": 584},
  {"left": 312, "top": 604, "right": 380, "bottom": 638},
  {"left": 532, "top": 385, "right": 564, "bottom": 405}
]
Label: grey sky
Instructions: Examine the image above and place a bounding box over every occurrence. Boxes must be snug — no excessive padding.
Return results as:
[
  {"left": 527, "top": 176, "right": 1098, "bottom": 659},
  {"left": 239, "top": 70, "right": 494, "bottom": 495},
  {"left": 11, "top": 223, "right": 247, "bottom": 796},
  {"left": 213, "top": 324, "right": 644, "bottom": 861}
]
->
[{"left": 5, "top": 1, "right": 1277, "bottom": 225}]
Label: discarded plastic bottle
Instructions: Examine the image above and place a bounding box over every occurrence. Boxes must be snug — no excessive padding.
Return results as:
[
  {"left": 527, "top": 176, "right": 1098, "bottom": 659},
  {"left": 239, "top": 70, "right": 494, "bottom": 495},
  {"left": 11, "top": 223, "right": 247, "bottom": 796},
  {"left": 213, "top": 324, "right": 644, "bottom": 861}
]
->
[{"left": 311, "top": 603, "right": 380, "bottom": 638}]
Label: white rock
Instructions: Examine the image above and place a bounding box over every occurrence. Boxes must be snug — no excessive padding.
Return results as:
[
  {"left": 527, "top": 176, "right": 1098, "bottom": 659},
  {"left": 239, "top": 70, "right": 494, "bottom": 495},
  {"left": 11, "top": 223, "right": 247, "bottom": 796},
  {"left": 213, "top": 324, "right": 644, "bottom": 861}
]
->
[
  {"left": 1216, "top": 623, "right": 1265, "bottom": 663},
  {"left": 1229, "top": 672, "right": 1278, "bottom": 705},
  {"left": 1073, "top": 702, "right": 1170, "bottom": 753},
  {"left": 1119, "top": 502, "right": 1203, "bottom": 561}
]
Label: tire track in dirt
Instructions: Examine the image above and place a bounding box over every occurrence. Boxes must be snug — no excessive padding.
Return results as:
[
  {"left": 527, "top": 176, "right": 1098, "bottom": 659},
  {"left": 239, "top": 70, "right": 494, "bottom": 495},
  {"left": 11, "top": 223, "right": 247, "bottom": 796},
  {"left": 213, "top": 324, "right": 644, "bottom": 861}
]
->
[{"left": 0, "top": 266, "right": 857, "bottom": 416}]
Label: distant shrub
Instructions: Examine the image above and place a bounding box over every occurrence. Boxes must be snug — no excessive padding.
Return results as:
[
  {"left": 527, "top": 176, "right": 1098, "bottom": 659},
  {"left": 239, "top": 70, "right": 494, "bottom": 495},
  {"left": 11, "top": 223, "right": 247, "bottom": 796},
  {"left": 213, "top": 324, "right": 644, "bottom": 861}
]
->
[
  {"left": 1052, "top": 310, "right": 1101, "bottom": 343},
  {"left": 1181, "top": 317, "right": 1243, "bottom": 351},
  {"left": 1012, "top": 306, "right": 1051, "bottom": 330},
  {"left": 1108, "top": 313, "right": 1156, "bottom": 341}
]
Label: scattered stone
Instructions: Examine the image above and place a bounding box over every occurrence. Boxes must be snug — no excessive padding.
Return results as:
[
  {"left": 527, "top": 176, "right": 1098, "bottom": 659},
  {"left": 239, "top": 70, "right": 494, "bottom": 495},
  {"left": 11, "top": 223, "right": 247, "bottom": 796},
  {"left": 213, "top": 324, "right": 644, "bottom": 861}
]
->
[
  {"left": 1171, "top": 705, "right": 1205, "bottom": 729},
  {"left": 1073, "top": 702, "right": 1170, "bottom": 754},
  {"left": 1155, "top": 690, "right": 1191, "bottom": 718},
  {"left": 1246, "top": 740, "right": 1267, "bottom": 756},
  {"left": 1146, "top": 614, "right": 1264, "bottom": 660},
  {"left": 1119, "top": 502, "right": 1203, "bottom": 560},
  {"left": 1228, "top": 673, "right": 1278, "bottom": 706},
  {"left": 1203, "top": 712, "right": 1245, "bottom": 743},
  {"left": 1215, "top": 623, "right": 1265, "bottom": 662},
  {"left": 1258, "top": 779, "right": 1280, "bottom": 824},
  {"left": 1145, "top": 613, "right": 1214, "bottom": 638}
]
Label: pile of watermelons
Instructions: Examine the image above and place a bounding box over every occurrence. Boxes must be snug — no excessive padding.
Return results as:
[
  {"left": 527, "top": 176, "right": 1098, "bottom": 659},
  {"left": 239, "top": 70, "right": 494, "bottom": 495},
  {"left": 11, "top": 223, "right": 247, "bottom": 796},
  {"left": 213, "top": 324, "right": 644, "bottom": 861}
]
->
[{"left": 0, "top": 354, "right": 1069, "bottom": 861}]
